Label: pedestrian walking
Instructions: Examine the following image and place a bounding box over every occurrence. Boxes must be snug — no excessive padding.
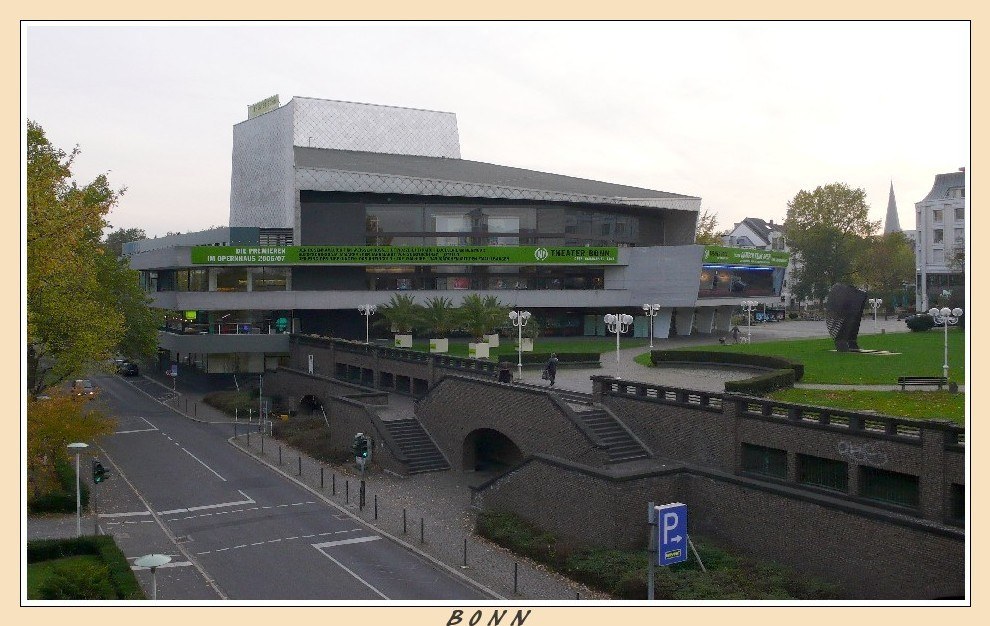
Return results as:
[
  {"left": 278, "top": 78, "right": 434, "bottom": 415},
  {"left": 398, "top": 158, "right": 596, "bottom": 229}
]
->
[
  {"left": 542, "top": 353, "right": 558, "bottom": 387},
  {"left": 497, "top": 361, "right": 512, "bottom": 383},
  {"left": 730, "top": 325, "right": 740, "bottom": 344}
]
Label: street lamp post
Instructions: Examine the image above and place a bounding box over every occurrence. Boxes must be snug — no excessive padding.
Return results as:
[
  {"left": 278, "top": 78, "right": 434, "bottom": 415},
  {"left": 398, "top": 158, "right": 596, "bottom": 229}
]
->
[
  {"left": 357, "top": 304, "right": 377, "bottom": 344},
  {"left": 868, "top": 298, "right": 883, "bottom": 332},
  {"left": 135, "top": 554, "right": 172, "bottom": 601},
  {"left": 67, "top": 442, "right": 89, "bottom": 537},
  {"left": 928, "top": 306, "right": 963, "bottom": 380},
  {"left": 508, "top": 309, "right": 531, "bottom": 381},
  {"left": 603, "top": 313, "right": 634, "bottom": 379},
  {"left": 641, "top": 304, "right": 661, "bottom": 349},
  {"left": 741, "top": 301, "right": 759, "bottom": 344}
]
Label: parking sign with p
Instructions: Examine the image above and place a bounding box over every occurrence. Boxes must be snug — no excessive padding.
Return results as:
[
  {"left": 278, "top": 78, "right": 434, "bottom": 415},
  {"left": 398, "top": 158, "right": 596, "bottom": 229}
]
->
[{"left": 656, "top": 502, "right": 688, "bottom": 566}]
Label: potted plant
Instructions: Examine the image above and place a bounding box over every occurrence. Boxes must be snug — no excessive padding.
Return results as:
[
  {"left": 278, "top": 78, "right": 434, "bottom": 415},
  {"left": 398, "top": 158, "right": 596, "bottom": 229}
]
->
[
  {"left": 376, "top": 294, "right": 422, "bottom": 348},
  {"left": 420, "top": 296, "right": 456, "bottom": 353},
  {"left": 459, "top": 294, "right": 507, "bottom": 359},
  {"left": 519, "top": 317, "right": 541, "bottom": 352}
]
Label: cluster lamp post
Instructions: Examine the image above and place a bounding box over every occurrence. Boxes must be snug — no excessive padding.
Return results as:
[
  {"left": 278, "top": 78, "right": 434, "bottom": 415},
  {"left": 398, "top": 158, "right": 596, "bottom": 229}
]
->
[
  {"left": 868, "top": 298, "right": 883, "bottom": 332},
  {"left": 642, "top": 304, "right": 661, "bottom": 349},
  {"left": 603, "top": 313, "right": 634, "bottom": 379},
  {"left": 67, "top": 442, "right": 89, "bottom": 537},
  {"left": 508, "top": 309, "right": 531, "bottom": 381},
  {"left": 358, "top": 304, "right": 377, "bottom": 344},
  {"left": 741, "top": 300, "right": 759, "bottom": 344},
  {"left": 928, "top": 306, "right": 963, "bottom": 379}
]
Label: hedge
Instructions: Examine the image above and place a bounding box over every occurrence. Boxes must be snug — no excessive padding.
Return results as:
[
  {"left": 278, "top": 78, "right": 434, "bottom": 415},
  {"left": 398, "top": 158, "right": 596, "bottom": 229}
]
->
[
  {"left": 29, "top": 457, "right": 89, "bottom": 514},
  {"left": 905, "top": 314, "right": 936, "bottom": 332},
  {"left": 651, "top": 350, "right": 804, "bottom": 381},
  {"left": 27, "top": 536, "right": 145, "bottom": 600},
  {"left": 724, "top": 369, "right": 796, "bottom": 395}
]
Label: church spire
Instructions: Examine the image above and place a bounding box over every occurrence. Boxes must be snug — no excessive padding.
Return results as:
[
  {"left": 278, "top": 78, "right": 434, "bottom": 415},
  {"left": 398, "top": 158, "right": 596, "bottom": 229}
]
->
[{"left": 884, "top": 181, "right": 901, "bottom": 234}]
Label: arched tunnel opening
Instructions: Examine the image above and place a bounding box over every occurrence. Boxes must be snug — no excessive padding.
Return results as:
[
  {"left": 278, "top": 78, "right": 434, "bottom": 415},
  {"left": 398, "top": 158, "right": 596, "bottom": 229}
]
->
[
  {"left": 299, "top": 394, "right": 323, "bottom": 415},
  {"left": 462, "top": 428, "right": 524, "bottom": 472}
]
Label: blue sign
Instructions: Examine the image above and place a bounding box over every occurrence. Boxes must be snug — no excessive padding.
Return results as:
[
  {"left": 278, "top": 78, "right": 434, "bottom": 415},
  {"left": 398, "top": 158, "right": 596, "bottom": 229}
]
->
[{"left": 656, "top": 502, "right": 688, "bottom": 566}]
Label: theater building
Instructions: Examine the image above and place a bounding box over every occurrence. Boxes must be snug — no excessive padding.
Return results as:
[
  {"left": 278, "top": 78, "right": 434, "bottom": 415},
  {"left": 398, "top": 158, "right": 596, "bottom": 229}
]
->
[{"left": 126, "top": 96, "right": 787, "bottom": 372}]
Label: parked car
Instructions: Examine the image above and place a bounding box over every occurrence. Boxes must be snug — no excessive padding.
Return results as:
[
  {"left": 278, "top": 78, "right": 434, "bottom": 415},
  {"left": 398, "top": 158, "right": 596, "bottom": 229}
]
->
[
  {"left": 71, "top": 379, "right": 98, "bottom": 396},
  {"left": 117, "top": 361, "right": 139, "bottom": 376}
]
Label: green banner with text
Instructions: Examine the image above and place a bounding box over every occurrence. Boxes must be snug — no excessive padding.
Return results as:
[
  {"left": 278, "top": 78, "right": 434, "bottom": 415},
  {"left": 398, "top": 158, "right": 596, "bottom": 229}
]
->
[
  {"left": 190, "top": 245, "right": 619, "bottom": 265},
  {"left": 703, "top": 245, "right": 789, "bottom": 267}
]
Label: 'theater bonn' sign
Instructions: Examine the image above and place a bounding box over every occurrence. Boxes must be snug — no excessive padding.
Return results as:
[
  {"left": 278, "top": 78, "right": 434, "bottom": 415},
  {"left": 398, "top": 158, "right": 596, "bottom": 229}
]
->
[{"left": 190, "top": 245, "right": 619, "bottom": 266}]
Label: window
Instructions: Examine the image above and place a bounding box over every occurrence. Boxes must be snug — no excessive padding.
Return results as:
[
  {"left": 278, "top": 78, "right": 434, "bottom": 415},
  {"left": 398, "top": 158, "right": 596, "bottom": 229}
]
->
[
  {"left": 955, "top": 207, "right": 965, "bottom": 221},
  {"left": 933, "top": 209, "right": 943, "bottom": 223},
  {"left": 933, "top": 229, "right": 943, "bottom": 244},
  {"left": 859, "top": 466, "right": 919, "bottom": 509},
  {"left": 214, "top": 267, "right": 248, "bottom": 292},
  {"left": 955, "top": 228, "right": 965, "bottom": 244},
  {"left": 250, "top": 267, "right": 289, "bottom": 291},
  {"left": 949, "top": 483, "right": 965, "bottom": 524},
  {"left": 948, "top": 187, "right": 964, "bottom": 199},
  {"left": 741, "top": 443, "right": 788, "bottom": 478},
  {"left": 796, "top": 454, "right": 848, "bottom": 492}
]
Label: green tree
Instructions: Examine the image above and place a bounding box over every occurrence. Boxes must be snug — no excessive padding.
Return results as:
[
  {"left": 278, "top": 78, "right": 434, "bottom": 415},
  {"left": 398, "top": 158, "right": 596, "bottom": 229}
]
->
[
  {"left": 857, "top": 231, "right": 915, "bottom": 316},
  {"left": 784, "top": 183, "right": 879, "bottom": 302},
  {"left": 694, "top": 207, "right": 724, "bottom": 245},
  {"left": 375, "top": 294, "right": 423, "bottom": 334},
  {"left": 103, "top": 227, "right": 146, "bottom": 257},
  {"left": 26, "top": 121, "right": 156, "bottom": 394},
  {"left": 458, "top": 294, "right": 507, "bottom": 341}
]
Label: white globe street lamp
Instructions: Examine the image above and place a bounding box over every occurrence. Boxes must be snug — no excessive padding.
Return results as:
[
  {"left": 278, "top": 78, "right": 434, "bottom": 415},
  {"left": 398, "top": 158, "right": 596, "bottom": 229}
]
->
[
  {"left": 868, "top": 298, "right": 883, "bottom": 332},
  {"left": 508, "top": 310, "right": 531, "bottom": 381},
  {"left": 135, "top": 553, "right": 172, "bottom": 600},
  {"left": 357, "top": 304, "right": 377, "bottom": 344},
  {"left": 741, "top": 301, "right": 759, "bottom": 344},
  {"left": 928, "top": 306, "right": 963, "bottom": 380},
  {"left": 604, "top": 313, "right": 634, "bottom": 379},
  {"left": 67, "top": 442, "right": 89, "bottom": 537},
  {"left": 641, "top": 304, "right": 661, "bottom": 349}
]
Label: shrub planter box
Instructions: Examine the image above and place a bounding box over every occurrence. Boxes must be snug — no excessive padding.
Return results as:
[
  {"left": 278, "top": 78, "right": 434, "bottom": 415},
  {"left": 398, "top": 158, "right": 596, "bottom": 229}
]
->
[
  {"left": 429, "top": 338, "right": 449, "bottom": 353},
  {"left": 519, "top": 337, "right": 534, "bottom": 352},
  {"left": 484, "top": 333, "right": 500, "bottom": 348},
  {"left": 468, "top": 342, "right": 490, "bottom": 359},
  {"left": 394, "top": 334, "right": 413, "bottom": 348}
]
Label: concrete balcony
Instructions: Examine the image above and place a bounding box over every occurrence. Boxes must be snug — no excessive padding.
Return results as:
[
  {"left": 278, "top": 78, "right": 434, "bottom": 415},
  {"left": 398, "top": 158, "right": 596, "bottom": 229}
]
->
[{"left": 158, "top": 330, "right": 291, "bottom": 354}]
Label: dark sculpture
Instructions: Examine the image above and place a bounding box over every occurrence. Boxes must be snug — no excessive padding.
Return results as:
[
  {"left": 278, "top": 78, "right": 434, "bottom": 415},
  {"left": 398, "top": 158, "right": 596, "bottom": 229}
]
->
[{"left": 824, "top": 284, "right": 867, "bottom": 351}]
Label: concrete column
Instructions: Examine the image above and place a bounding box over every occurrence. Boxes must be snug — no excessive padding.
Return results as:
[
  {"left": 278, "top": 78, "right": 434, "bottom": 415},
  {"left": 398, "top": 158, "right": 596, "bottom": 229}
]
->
[
  {"left": 694, "top": 308, "right": 716, "bottom": 334},
  {"left": 653, "top": 308, "right": 674, "bottom": 339},
  {"left": 714, "top": 306, "right": 734, "bottom": 333},
  {"left": 674, "top": 307, "right": 695, "bottom": 336},
  {"left": 919, "top": 427, "right": 947, "bottom": 521}
]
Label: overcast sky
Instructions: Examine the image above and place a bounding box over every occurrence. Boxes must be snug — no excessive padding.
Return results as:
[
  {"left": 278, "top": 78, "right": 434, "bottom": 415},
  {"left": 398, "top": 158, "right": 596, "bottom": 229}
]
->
[{"left": 23, "top": 21, "right": 969, "bottom": 239}]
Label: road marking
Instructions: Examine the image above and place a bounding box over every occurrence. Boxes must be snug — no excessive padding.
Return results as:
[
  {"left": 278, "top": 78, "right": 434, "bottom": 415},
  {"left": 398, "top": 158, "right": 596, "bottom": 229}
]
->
[
  {"left": 101, "top": 510, "right": 151, "bottom": 518},
  {"left": 139, "top": 416, "right": 158, "bottom": 428},
  {"left": 312, "top": 538, "right": 388, "bottom": 599},
  {"left": 159, "top": 495, "right": 255, "bottom": 516},
  {"left": 285, "top": 536, "right": 299, "bottom": 541},
  {"left": 179, "top": 446, "right": 226, "bottom": 481},
  {"left": 312, "top": 536, "right": 381, "bottom": 549},
  {"left": 131, "top": 561, "right": 195, "bottom": 571},
  {"left": 114, "top": 428, "right": 159, "bottom": 434}
]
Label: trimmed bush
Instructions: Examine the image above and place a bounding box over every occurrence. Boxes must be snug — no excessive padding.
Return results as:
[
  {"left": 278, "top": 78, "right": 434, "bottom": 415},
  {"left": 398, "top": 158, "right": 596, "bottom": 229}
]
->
[
  {"left": 905, "top": 314, "right": 936, "bottom": 332},
  {"left": 27, "top": 536, "right": 144, "bottom": 600},
  {"left": 203, "top": 390, "right": 258, "bottom": 416},
  {"left": 38, "top": 560, "right": 116, "bottom": 600},
  {"left": 725, "top": 369, "right": 796, "bottom": 395},
  {"left": 651, "top": 350, "right": 804, "bottom": 381}
]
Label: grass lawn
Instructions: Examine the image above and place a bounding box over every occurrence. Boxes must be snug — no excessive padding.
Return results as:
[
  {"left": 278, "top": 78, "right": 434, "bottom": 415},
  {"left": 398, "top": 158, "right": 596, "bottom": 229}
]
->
[
  {"left": 404, "top": 336, "right": 651, "bottom": 358},
  {"left": 769, "top": 389, "right": 965, "bottom": 424},
  {"left": 665, "top": 329, "right": 966, "bottom": 385},
  {"left": 26, "top": 555, "right": 104, "bottom": 599}
]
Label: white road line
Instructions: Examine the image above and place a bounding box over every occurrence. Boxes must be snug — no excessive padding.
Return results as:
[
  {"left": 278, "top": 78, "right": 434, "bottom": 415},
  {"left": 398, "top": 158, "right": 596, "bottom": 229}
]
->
[
  {"left": 312, "top": 539, "right": 388, "bottom": 600},
  {"left": 312, "top": 536, "right": 381, "bottom": 549},
  {"left": 114, "top": 428, "right": 159, "bottom": 435},
  {"left": 100, "top": 511, "right": 151, "bottom": 518},
  {"left": 285, "top": 536, "right": 299, "bottom": 541},
  {"left": 139, "top": 416, "right": 158, "bottom": 429},
  {"left": 159, "top": 496, "right": 255, "bottom": 516},
  {"left": 250, "top": 542, "right": 265, "bottom": 546},
  {"left": 132, "top": 561, "right": 194, "bottom": 571},
  {"left": 180, "top": 445, "right": 226, "bottom": 481},
  {"left": 232, "top": 544, "right": 248, "bottom": 550}
]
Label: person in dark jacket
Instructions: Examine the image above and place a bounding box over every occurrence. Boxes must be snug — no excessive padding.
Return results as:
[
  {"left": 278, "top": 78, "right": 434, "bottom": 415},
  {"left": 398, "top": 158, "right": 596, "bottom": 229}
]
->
[
  {"left": 543, "top": 353, "right": 559, "bottom": 387},
  {"left": 497, "top": 361, "right": 512, "bottom": 383}
]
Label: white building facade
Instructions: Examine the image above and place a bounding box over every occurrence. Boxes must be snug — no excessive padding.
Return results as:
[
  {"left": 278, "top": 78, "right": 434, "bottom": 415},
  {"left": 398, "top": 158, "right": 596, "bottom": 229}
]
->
[{"left": 915, "top": 169, "right": 966, "bottom": 310}]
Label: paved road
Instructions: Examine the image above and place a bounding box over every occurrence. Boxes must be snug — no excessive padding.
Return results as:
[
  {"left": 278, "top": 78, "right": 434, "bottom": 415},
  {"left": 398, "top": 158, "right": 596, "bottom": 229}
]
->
[{"left": 66, "top": 374, "right": 494, "bottom": 601}]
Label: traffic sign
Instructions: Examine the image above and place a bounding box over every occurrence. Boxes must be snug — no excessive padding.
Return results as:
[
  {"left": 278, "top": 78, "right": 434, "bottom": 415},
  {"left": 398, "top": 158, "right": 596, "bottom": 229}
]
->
[
  {"left": 170, "top": 363, "right": 178, "bottom": 377},
  {"left": 656, "top": 502, "right": 688, "bottom": 566}
]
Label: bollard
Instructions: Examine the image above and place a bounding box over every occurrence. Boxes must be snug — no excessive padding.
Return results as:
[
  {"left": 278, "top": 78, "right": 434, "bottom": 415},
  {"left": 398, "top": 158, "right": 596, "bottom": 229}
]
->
[
  {"left": 185, "top": 398, "right": 188, "bottom": 412},
  {"left": 463, "top": 538, "right": 467, "bottom": 567},
  {"left": 576, "top": 591, "right": 580, "bottom": 600},
  {"left": 374, "top": 494, "right": 378, "bottom": 520},
  {"left": 514, "top": 562, "right": 518, "bottom": 594},
  {"left": 320, "top": 467, "right": 324, "bottom": 489},
  {"left": 359, "top": 480, "right": 366, "bottom": 510},
  {"left": 332, "top": 473, "right": 336, "bottom": 495},
  {"left": 420, "top": 517, "right": 424, "bottom": 543},
  {"left": 345, "top": 480, "right": 349, "bottom": 504},
  {"left": 194, "top": 402, "right": 197, "bottom": 417},
  {"left": 261, "top": 433, "right": 264, "bottom": 454},
  {"left": 278, "top": 446, "right": 282, "bottom": 465},
  {"left": 247, "top": 431, "right": 250, "bottom": 446},
  {"left": 403, "top": 509, "right": 407, "bottom": 534},
  {"left": 298, "top": 456, "right": 302, "bottom": 476}
]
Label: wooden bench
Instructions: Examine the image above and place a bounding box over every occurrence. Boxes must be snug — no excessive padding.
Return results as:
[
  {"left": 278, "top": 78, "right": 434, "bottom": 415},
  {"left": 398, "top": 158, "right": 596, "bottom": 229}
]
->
[{"left": 897, "top": 376, "right": 948, "bottom": 390}]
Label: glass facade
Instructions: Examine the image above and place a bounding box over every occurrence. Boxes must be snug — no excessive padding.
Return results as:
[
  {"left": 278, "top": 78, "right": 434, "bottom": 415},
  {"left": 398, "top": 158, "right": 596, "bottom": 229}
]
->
[{"left": 698, "top": 266, "right": 784, "bottom": 298}]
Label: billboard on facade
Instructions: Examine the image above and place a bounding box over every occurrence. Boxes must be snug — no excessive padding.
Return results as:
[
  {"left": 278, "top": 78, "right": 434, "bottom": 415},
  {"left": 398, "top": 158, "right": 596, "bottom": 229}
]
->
[
  {"left": 247, "top": 94, "right": 280, "bottom": 119},
  {"left": 190, "top": 245, "right": 619, "bottom": 266},
  {"left": 703, "top": 245, "right": 789, "bottom": 267}
]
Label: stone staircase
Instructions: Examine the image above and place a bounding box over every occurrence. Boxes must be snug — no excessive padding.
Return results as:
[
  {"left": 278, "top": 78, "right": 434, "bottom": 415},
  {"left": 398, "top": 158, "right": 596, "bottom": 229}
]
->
[
  {"left": 383, "top": 419, "right": 451, "bottom": 474},
  {"left": 576, "top": 408, "right": 651, "bottom": 464}
]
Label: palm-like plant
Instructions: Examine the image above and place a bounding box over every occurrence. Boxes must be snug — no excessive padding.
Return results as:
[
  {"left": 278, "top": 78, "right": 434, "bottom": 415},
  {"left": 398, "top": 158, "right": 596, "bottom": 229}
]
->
[
  {"left": 458, "top": 294, "right": 507, "bottom": 341},
  {"left": 419, "top": 296, "right": 457, "bottom": 337},
  {"left": 375, "top": 294, "right": 423, "bottom": 334}
]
